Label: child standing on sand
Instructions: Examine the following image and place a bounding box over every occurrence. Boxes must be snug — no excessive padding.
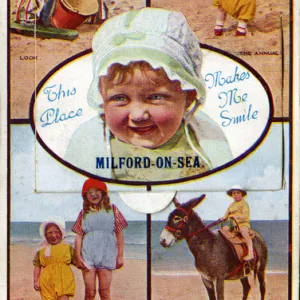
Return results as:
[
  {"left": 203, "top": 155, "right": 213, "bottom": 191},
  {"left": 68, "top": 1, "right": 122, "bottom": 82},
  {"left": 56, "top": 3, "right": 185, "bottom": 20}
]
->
[
  {"left": 221, "top": 185, "right": 254, "bottom": 261},
  {"left": 213, "top": 0, "right": 256, "bottom": 36},
  {"left": 33, "top": 219, "right": 76, "bottom": 299},
  {"left": 65, "top": 8, "right": 232, "bottom": 181},
  {"left": 72, "top": 178, "right": 128, "bottom": 300}
]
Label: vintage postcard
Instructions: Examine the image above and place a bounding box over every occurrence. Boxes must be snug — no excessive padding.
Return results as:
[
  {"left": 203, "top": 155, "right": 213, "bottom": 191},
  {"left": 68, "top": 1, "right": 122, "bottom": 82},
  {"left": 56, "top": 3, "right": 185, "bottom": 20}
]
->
[{"left": 3, "top": 0, "right": 299, "bottom": 299}]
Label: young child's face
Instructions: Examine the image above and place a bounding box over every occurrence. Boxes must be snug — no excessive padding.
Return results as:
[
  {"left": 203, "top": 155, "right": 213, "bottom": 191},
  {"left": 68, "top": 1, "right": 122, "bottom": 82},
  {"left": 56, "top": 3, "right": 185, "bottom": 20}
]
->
[
  {"left": 45, "top": 224, "right": 62, "bottom": 245},
  {"left": 232, "top": 190, "right": 243, "bottom": 202},
  {"left": 86, "top": 188, "right": 103, "bottom": 206},
  {"left": 100, "top": 66, "right": 195, "bottom": 149}
]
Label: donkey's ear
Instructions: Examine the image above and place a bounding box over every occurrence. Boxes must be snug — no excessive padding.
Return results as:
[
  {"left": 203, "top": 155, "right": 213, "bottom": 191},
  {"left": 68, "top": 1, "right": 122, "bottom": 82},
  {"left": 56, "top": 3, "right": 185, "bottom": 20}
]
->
[
  {"left": 185, "top": 194, "right": 206, "bottom": 209},
  {"left": 172, "top": 197, "right": 181, "bottom": 207}
]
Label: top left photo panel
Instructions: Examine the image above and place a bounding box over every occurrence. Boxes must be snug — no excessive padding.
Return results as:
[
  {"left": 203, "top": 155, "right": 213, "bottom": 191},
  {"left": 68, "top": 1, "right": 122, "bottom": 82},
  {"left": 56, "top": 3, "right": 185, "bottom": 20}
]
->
[{"left": 10, "top": 0, "right": 148, "bottom": 119}]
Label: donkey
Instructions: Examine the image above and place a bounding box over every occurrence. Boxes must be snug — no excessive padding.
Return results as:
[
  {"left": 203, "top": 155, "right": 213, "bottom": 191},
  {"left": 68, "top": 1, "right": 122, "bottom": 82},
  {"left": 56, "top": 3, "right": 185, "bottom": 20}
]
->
[{"left": 160, "top": 195, "right": 268, "bottom": 300}]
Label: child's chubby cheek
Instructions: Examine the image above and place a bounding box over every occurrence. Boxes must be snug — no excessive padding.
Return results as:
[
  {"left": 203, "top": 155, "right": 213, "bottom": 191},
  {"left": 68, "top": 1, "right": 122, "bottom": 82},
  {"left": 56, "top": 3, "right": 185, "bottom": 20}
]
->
[
  {"left": 104, "top": 108, "right": 130, "bottom": 131},
  {"left": 105, "top": 106, "right": 185, "bottom": 148},
  {"left": 152, "top": 107, "right": 183, "bottom": 124}
]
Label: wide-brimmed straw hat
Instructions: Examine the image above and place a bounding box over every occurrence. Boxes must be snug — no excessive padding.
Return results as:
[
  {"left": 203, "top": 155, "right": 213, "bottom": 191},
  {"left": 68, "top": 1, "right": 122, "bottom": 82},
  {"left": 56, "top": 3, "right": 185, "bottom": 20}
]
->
[
  {"left": 226, "top": 185, "right": 247, "bottom": 197},
  {"left": 82, "top": 178, "right": 107, "bottom": 197}
]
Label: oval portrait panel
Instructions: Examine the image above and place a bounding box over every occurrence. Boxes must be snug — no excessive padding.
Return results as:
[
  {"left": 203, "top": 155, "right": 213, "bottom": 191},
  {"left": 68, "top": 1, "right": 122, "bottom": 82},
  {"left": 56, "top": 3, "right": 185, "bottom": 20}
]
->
[{"left": 31, "top": 45, "right": 272, "bottom": 184}]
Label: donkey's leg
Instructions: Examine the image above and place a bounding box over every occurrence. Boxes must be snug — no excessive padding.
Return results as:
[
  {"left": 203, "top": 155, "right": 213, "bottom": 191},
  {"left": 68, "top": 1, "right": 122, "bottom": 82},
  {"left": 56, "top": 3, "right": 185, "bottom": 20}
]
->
[
  {"left": 240, "top": 277, "right": 251, "bottom": 300},
  {"left": 201, "top": 276, "right": 216, "bottom": 300},
  {"left": 257, "top": 269, "right": 266, "bottom": 300},
  {"left": 215, "top": 278, "right": 225, "bottom": 300}
]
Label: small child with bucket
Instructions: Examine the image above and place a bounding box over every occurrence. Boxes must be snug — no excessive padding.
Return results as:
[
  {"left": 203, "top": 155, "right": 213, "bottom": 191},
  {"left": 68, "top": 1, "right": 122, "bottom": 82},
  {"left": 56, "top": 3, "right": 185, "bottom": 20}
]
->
[{"left": 221, "top": 185, "right": 254, "bottom": 261}]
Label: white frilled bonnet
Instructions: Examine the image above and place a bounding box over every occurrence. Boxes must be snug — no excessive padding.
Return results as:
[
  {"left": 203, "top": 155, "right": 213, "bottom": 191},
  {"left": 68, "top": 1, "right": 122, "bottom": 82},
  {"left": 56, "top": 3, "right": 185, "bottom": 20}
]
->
[
  {"left": 39, "top": 217, "right": 66, "bottom": 256},
  {"left": 39, "top": 218, "right": 66, "bottom": 240},
  {"left": 87, "top": 7, "right": 206, "bottom": 113}
]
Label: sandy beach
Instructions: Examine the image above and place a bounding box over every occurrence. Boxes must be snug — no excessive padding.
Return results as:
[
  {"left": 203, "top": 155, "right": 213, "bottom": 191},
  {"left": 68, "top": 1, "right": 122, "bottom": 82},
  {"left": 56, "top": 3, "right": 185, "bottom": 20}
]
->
[
  {"left": 152, "top": 272, "right": 288, "bottom": 300},
  {"left": 10, "top": 244, "right": 288, "bottom": 300},
  {"left": 10, "top": 244, "right": 146, "bottom": 300}
]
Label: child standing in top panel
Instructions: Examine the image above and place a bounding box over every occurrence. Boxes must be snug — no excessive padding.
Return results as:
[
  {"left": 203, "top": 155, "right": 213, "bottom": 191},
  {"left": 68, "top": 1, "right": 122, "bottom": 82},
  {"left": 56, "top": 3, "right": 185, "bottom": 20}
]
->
[
  {"left": 213, "top": 0, "right": 256, "bottom": 36},
  {"left": 65, "top": 8, "right": 233, "bottom": 181},
  {"left": 33, "top": 219, "right": 76, "bottom": 300},
  {"left": 221, "top": 185, "right": 254, "bottom": 261},
  {"left": 72, "top": 178, "right": 128, "bottom": 300}
]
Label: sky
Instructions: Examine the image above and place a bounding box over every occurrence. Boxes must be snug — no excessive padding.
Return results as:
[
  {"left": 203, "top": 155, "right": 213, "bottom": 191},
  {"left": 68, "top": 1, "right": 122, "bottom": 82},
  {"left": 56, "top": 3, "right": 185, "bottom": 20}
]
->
[{"left": 10, "top": 123, "right": 289, "bottom": 221}]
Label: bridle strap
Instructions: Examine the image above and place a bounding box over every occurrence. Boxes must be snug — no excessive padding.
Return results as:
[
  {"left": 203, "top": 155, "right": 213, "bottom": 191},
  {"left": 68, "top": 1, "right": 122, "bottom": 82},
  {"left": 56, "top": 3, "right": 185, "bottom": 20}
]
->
[
  {"left": 163, "top": 206, "right": 191, "bottom": 236},
  {"left": 165, "top": 225, "right": 177, "bottom": 233},
  {"left": 188, "top": 219, "right": 221, "bottom": 237},
  {"left": 165, "top": 219, "right": 222, "bottom": 238},
  {"left": 177, "top": 206, "right": 191, "bottom": 216}
]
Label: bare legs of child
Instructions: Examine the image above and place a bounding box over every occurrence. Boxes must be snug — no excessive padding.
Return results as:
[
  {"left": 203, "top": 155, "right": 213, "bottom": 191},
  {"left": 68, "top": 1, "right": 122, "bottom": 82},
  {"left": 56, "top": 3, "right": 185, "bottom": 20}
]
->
[
  {"left": 236, "top": 19, "right": 248, "bottom": 37},
  {"left": 240, "top": 227, "right": 254, "bottom": 261},
  {"left": 214, "top": 6, "right": 227, "bottom": 36},
  {"left": 83, "top": 268, "right": 112, "bottom": 300},
  {"left": 214, "top": 7, "right": 248, "bottom": 37}
]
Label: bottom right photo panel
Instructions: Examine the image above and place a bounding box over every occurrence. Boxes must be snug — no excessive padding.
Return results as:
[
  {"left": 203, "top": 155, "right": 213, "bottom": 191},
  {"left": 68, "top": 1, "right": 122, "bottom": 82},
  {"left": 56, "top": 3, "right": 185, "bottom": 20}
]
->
[{"left": 151, "top": 188, "right": 289, "bottom": 300}]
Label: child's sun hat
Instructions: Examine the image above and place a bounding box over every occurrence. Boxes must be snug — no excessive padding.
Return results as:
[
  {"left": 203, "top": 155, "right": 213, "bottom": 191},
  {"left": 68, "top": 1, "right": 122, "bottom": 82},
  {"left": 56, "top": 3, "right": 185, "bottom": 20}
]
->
[
  {"left": 39, "top": 218, "right": 66, "bottom": 240},
  {"left": 82, "top": 178, "right": 108, "bottom": 197},
  {"left": 39, "top": 217, "right": 66, "bottom": 256},
  {"left": 88, "top": 7, "right": 207, "bottom": 115},
  {"left": 227, "top": 185, "right": 247, "bottom": 197}
]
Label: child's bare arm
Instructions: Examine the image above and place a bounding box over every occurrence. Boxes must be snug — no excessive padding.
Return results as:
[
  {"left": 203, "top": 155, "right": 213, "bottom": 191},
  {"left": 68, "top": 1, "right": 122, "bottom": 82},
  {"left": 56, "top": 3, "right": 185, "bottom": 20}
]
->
[
  {"left": 74, "top": 234, "right": 90, "bottom": 270},
  {"left": 70, "top": 246, "right": 77, "bottom": 266},
  {"left": 33, "top": 266, "right": 41, "bottom": 291},
  {"left": 116, "top": 231, "right": 124, "bottom": 269},
  {"left": 33, "top": 251, "right": 41, "bottom": 291},
  {"left": 74, "top": 233, "right": 82, "bottom": 259}
]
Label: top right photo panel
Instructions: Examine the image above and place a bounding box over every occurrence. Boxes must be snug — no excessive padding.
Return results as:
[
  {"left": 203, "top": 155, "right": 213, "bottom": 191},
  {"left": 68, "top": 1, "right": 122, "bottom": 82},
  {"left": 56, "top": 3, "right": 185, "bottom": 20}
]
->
[{"left": 151, "top": 0, "right": 289, "bottom": 118}]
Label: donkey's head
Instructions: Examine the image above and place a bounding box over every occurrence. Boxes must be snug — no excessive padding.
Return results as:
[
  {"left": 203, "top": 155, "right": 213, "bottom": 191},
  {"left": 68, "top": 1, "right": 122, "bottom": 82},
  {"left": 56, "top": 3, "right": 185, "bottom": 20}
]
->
[{"left": 160, "top": 194, "right": 206, "bottom": 247}]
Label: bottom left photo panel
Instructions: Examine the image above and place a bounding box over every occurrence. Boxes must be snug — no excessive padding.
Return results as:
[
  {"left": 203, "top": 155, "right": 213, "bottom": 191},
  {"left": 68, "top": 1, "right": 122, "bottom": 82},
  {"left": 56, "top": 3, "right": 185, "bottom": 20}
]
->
[{"left": 10, "top": 124, "right": 147, "bottom": 300}]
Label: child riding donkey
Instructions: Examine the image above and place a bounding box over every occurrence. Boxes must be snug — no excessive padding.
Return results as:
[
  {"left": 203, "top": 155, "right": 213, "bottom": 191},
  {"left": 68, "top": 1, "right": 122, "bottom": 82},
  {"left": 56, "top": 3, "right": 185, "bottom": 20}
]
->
[{"left": 220, "top": 185, "right": 254, "bottom": 261}]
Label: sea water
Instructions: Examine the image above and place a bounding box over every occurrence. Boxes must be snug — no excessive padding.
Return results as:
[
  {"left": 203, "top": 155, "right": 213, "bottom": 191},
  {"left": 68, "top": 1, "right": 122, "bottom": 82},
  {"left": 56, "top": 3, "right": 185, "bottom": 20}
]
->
[
  {"left": 10, "top": 220, "right": 288, "bottom": 274},
  {"left": 10, "top": 221, "right": 147, "bottom": 260}
]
